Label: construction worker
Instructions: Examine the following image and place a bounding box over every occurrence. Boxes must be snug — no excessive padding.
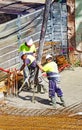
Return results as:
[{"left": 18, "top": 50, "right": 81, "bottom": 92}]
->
[
  {"left": 18, "top": 52, "right": 36, "bottom": 89},
  {"left": 19, "top": 37, "right": 36, "bottom": 56},
  {"left": 19, "top": 37, "right": 36, "bottom": 80},
  {"left": 20, "top": 53, "right": 36, "bottom": 71},
  {"left": 37, "top": 54, "right": 65, "bottom": 108}
]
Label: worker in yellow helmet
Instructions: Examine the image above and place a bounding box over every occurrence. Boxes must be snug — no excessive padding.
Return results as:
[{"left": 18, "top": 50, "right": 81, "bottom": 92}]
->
[{"left": 37, "top": 54, "right": 65, "bottom": 108}]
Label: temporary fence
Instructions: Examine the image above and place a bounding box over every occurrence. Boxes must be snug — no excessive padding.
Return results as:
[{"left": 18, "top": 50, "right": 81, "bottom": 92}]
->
[{"left": 0, "top": 2, "right": 68, "bottom": 80}]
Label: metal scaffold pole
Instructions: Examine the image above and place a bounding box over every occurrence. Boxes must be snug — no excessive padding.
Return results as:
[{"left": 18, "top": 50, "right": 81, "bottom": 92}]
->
[
  {"left": 32, "top": 0, "right": 52, "bottom": 103},
  {"left": 37, "top": 0, "right": 52, "bottom": 63},
  {"left": 17, "top": 14, "right": 21, "bottom": 47}
]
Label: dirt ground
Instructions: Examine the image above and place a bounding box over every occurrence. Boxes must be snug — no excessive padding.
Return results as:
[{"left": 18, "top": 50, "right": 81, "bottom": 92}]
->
[{"left": 0, "top": 114, "right": 82, "bottom": 130}]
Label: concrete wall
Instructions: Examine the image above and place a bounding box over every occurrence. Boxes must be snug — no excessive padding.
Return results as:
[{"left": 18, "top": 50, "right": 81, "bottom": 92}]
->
[
  {"left": 75, "top": 0, "right": 82, "bottom": 64},
  {"left": 75, "top": 0, "right": 82, "bottom": 44},
  {"left": 67, "top": 0, "right": 75, "bottom": 47}
]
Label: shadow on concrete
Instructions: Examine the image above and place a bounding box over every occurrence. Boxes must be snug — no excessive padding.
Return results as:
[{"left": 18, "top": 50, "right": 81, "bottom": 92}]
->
[{"left": 35, "top": 96, "right": 51, "bottom": 106}]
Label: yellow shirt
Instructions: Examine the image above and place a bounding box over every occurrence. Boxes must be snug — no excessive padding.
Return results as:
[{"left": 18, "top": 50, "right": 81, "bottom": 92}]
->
[{"left": 42, "top": 61, "right": 59, "bottom": 73}]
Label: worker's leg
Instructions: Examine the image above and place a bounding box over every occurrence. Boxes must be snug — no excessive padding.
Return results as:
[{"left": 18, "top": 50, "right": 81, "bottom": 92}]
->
[
  {"left": 49, "top": 80, "right": 56, "bottom": 108},
  {"left": 38, "top": 70, "right": 47, "bottom": 93},
  {"left": 55, "top": 81, "right": 66, "bottom": 107},
  {"left": 59, "top": 96, "right": 66, "bottom": 107},
  {"left": 23, "top": 66, "right": 29, "bottom": 80},
  {"left": 23, "top": 66, "right": 30, "bottom": 90},
  {"left": 51, "top": 96, "right": 56, "bottom": 108},
  {"left": 29, "top": 68, "right": 35, "bottom": 82},
  {"left": 55, "top": 82, "right": 63, "bottom": 97}
]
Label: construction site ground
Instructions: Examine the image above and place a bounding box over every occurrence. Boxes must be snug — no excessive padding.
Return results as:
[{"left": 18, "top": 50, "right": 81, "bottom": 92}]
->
[
  {"left": 0, "top": 66, "right": 82, "bottom": 129},
  {"left": 0, "top": 66, "right": 82, "bottom": 109}
]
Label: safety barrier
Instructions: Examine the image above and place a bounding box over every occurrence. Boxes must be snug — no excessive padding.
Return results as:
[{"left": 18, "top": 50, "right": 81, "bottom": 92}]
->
[{"left": 0, "top": 2, "right": 68, "bottom": 81}]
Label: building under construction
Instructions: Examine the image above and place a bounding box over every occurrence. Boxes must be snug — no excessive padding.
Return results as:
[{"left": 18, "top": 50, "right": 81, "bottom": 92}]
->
[
  {"left": 0, "top": 0, "right": 82, "bottom": 79},
  {"left": 0, "top": 0, "right": 82, "bottom": 129}
]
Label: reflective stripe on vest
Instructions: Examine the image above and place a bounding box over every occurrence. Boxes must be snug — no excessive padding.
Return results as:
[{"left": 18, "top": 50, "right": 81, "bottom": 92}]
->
[
  {"left": 27, "top": 55, "right": 35, "bottom": 66},
  {"left": 47, "top": 72, "right": 60, "bottom": 78}
]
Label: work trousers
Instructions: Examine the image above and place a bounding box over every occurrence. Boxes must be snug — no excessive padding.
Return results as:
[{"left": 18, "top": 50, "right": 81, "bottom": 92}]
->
[{"left": 49, "top": 79, "right": 63, "bottom": 98}]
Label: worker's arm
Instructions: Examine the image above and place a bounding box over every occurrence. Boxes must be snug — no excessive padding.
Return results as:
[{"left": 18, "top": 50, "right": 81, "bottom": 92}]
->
[
  {"left": 19, "top": 63, "right": 26, "bottom": 71},
  {"left": 37, "top": 63, "right": 44, "bottom": 72},
  {"left": 17, "top": 63, "right": 26, "bottom": 75}
]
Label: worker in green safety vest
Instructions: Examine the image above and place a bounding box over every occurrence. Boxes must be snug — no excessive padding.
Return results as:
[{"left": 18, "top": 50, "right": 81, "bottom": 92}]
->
[
  {"left": 19, "top": 37, "right": 36, "bottom": 56},
  {"left": 19, "top": 37, "right": 36, "bottom": 81}
]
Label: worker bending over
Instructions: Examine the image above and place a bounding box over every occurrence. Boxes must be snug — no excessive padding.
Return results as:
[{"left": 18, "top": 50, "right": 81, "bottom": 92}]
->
[
  {"left": 20, "top": 53, "right": 36, "bottom": 71},
  {"left": 19, "top": 53, "right": 36, "bottom": 89},
  {"left": 37, "top": 54, "right": 65, "bottom": 108}
]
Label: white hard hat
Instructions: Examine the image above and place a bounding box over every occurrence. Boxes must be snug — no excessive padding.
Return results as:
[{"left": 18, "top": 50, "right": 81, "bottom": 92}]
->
[
  {"left": 25, "top": 37, "right": 33, "bottom": 46},
  {"left": 46, "top": 54, "right": 52, "bottom": 59}
]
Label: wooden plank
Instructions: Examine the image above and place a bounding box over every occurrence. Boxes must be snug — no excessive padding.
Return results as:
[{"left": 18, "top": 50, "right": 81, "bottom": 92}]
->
[{"left": 45, "top": 41, "right": 60, "bottom": 45}]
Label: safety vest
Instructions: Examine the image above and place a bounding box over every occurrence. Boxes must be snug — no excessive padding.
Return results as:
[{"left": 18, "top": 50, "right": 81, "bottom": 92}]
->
[
  {"left": 27, "top": 55, "right": 36, "bottom": 67},
  {"left": 43, "top": 61, "right": 58, "bottom": 73},
  {"left": 19, "top": 43, "right": 36, "bottom": 53},
  {"left": 42, "top": 61, "right": 60, "bottom": 80}
]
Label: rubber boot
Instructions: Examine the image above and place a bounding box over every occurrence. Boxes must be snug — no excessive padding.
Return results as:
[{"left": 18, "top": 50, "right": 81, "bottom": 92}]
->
[
  {"left": 59, "top": 96, "right": 66, "bottom": 107},
  {"left": 51, "top": 97, "right": 56, "bottom": 108},
  {"left": 42, "top": 85, "right": 47, "bottom": 93}
]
